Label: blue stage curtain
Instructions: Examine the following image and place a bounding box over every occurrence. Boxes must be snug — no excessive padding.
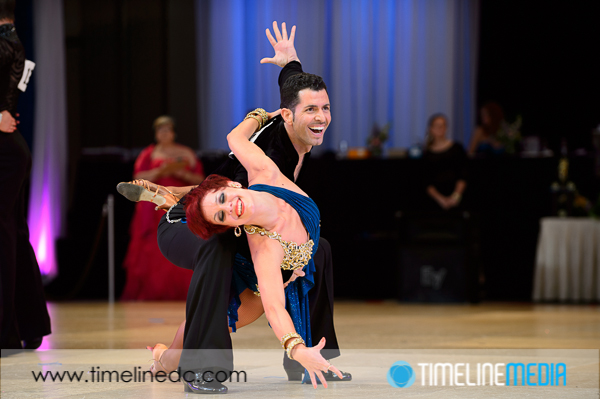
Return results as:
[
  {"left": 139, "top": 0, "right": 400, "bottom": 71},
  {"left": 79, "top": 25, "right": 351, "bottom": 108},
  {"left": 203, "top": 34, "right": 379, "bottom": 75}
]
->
[{"left": 195, "top": 0, "right": 479, "bottom": 152}]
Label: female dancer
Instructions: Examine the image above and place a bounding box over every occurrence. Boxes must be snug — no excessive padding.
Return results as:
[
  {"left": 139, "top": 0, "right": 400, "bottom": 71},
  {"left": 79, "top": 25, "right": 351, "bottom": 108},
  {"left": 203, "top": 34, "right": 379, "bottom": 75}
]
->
[{"left": 118, "top": 107, "right": 341, "bottom": 388}]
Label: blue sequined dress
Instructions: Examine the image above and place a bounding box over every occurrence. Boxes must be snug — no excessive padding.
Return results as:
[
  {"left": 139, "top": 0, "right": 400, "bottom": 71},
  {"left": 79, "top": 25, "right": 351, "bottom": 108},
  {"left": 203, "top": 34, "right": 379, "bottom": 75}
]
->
[{"left": 227, "top": 184, "right": 320, "bottom": 349}]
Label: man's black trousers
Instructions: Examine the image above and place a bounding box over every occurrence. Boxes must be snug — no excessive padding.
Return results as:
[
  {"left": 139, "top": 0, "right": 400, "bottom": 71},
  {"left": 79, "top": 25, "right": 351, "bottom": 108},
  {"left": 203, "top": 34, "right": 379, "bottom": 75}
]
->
[{"left": 157, "top": 212, "right": 339, "bottom": 373}]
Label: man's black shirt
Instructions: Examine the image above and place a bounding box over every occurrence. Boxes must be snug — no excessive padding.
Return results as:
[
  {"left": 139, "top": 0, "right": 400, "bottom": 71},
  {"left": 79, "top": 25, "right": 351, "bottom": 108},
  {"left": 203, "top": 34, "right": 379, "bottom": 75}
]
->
[{"left": 212, "top": 60, "right": 308, "bottom": 187}]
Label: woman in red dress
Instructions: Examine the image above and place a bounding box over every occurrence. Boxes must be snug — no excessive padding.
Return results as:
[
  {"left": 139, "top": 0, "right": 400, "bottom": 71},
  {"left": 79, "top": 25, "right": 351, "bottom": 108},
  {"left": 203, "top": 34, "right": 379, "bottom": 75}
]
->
[{"left": 121, "top": 116, "right": 204, "bottom": 300}]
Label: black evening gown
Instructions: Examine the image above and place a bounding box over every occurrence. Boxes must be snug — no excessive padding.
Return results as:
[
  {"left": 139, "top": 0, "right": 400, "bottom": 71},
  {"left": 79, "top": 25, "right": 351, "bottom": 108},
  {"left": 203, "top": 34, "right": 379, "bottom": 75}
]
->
[
  {"left": 0, "top": 23, "right": 51, "bottom": 350},
  {"left": 422, "top": 142, "right": 468, "bottom": 213}
]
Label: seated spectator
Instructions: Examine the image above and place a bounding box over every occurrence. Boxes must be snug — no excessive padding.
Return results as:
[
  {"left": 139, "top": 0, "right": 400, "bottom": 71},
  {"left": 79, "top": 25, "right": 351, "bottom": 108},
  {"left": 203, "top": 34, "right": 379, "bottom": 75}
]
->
[
  {"left": 469, "top": 101, "right": 506, "bottom": 156},
  {"left": 423, "top": 113, "right": 467, "bottom": 211}
]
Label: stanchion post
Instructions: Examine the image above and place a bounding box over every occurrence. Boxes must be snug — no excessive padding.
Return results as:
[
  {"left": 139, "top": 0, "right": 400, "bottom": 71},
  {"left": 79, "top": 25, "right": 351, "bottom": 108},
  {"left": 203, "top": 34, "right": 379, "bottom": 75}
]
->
[{"left": 107, "top": 194, "right": 115, "bottom": 304}]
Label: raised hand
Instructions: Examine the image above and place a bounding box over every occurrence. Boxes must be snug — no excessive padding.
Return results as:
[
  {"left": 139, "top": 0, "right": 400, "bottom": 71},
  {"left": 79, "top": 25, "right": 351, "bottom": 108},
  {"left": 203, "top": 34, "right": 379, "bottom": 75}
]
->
[{"left": 260, "top": 21, "right": 300, "bottom": 67}]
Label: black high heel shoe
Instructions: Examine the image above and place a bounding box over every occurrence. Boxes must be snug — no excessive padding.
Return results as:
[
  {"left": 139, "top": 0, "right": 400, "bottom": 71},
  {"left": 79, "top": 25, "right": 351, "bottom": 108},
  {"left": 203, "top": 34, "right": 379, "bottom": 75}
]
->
[{"left": 183, "top": 370, "right": 228, "bottom": 394}]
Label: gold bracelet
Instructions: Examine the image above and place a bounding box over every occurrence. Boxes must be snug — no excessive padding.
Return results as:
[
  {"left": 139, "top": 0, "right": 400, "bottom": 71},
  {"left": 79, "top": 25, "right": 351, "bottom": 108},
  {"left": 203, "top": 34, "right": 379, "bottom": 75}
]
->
[
  {"left": 243, "top": 113, "right": 263, "bottom": 131},
  {"left": 280, "top": 332, "right": 302, "bottom": 348},
  {"left": 252, "top": 108, "right": 268, "bottom": 125},
  {"left": 286, "top": 337, "right": 305, "bottom": 360}
]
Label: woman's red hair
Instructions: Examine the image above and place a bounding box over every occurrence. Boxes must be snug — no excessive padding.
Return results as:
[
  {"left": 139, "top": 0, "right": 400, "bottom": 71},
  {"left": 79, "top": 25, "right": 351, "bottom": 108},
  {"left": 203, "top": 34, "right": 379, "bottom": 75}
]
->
[{"left": 185, "top": 174, "right": 235, "bottom": 239}]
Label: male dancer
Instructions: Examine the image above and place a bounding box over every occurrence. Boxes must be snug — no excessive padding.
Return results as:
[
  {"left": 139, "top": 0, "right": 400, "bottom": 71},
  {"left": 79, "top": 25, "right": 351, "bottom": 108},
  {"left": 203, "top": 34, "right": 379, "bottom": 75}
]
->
[{"left": 155, "top": 22, "right": 349, "bottom": 393}]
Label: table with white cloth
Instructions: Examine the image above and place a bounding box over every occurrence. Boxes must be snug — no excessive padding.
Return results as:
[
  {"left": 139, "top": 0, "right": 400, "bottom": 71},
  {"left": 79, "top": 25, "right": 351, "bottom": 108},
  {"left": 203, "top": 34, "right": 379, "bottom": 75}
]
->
[{"left": 533, "top": 217, "right": 600, "bottom": 302}]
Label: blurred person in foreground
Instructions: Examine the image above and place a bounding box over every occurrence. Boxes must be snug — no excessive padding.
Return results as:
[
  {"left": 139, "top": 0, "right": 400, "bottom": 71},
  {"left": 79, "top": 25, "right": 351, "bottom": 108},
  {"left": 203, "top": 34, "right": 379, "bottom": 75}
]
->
[
  {"left": 0, "top": 0, "right": 50, "bottom": 351},
  {"left": 121, "top": 116, "right": 204, "bottom": 300},
  {"left": 423, "top": 113, "right": 468, "bottom": 212}
]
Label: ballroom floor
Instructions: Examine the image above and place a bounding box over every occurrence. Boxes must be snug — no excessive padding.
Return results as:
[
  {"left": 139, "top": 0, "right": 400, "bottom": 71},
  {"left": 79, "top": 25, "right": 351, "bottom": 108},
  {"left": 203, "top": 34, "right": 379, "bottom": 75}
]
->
[{"left": 1, "top": 301, "right": 598, "bottom": 398}]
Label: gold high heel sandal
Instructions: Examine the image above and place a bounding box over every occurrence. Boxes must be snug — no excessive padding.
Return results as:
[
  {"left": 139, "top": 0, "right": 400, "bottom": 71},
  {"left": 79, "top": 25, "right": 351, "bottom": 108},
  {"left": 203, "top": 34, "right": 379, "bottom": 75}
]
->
[
  {"left": 116, "top": 179, "right": 180, "bottom": 210},
  {"left": 147, "top": 344, "right": 169, "bottom": 375}
]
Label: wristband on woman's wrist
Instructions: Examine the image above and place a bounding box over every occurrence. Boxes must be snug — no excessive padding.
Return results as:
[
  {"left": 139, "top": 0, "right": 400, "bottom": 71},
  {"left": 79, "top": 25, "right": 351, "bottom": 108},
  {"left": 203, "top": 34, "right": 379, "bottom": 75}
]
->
[
  {"left": 251, "top": 108, "right": 268, "bottom": 125},
  {"left": 451, "top": 192, "right": 462, "bottom": 202},
  {"left": 244, "top": 114, "right": 263, "bottom": 131},
  {"left": 243, "top": 108, "right": 268, "bottom": 132},
  {"left": 280, "top": 332, "right": 302, "bottom": 348},
  {"left": 285, "top": 337, "right": 305, "bottom": 360}
]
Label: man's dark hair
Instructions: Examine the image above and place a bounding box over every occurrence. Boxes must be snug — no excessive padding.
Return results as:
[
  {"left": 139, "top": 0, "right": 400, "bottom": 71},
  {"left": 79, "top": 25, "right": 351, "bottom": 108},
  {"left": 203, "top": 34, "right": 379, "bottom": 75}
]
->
[
  {"left": 0, "top": 0, "right": 15, "bottom": 21},
  {"left": 280, "top": 73, "right": 327, "bottom": 113}
]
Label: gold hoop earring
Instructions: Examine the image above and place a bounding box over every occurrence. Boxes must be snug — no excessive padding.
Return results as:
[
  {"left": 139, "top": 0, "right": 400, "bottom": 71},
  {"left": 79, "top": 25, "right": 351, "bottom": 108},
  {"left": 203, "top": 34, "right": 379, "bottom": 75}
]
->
[{"left": 234, "top": 226, "right": 242, "bottom": 237}]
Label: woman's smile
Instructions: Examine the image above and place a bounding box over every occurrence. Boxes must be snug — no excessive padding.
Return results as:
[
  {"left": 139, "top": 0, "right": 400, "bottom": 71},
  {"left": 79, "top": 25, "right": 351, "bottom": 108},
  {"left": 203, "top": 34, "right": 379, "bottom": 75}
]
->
[{"left": 235, "top": 197, "right": 245, "bottom": 218}]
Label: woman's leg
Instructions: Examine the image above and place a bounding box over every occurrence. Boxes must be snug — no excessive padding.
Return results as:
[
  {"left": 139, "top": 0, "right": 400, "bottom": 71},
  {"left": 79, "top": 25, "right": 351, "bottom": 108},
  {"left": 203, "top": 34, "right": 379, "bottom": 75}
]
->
[
  {"left": 234, "top": 289, "right": 265, "bottom": 329},
  {"left": 151, "top": 289, "right": 265, "bottom": 374},
  {"left": 150, "top": 320, "right": 185, "bottom": 374}
]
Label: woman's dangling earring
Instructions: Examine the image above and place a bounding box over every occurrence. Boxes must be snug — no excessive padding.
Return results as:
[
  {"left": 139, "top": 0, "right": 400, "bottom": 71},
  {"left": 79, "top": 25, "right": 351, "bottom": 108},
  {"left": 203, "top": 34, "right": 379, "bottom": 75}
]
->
[{"left": 234, "top": 226, "right": 242, "bottom": 237}]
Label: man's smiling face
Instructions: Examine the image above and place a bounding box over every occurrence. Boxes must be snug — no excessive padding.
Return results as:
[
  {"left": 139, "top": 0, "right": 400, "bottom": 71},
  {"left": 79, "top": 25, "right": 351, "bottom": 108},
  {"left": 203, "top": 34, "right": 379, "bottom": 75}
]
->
[{"left": 287, "top": 88, "right": 331, "bottom": 153}]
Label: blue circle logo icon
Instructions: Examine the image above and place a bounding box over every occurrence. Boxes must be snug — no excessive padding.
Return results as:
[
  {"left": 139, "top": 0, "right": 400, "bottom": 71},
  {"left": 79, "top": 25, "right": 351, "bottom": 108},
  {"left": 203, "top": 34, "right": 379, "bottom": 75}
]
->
[{"left": 387, "top": 361, "right": 416, "bottom": 388}]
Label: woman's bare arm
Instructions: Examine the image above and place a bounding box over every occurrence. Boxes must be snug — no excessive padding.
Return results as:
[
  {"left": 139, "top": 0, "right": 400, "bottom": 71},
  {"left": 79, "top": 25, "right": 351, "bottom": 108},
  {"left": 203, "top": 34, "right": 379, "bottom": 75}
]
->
[
  {"left": 250, "top": 236, "right": 294, "bottom": 337},
  {"left": 249, "top": 235, "right": 342, "bottom": 388},
  {"left": 226, "top": 110, "right": 281, "bottom": 183},
  {"left": 454, "top": 179, "right": 466, "bottom": 195}
]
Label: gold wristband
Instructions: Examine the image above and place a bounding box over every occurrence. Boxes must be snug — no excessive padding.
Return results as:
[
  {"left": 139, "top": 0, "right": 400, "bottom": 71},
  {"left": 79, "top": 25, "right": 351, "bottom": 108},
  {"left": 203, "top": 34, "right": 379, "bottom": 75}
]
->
[
  {"left": 286, "top": 337, "right": 305, "bottom": 360},
  {"left": 280, "top": 332, "right": 302, "bottom": 349},
  {"left": 252, "top": 108, "right": 268, "bottom": 125},
  {"left": 243, "top": 113, "right": 263, "bottom": 131}
]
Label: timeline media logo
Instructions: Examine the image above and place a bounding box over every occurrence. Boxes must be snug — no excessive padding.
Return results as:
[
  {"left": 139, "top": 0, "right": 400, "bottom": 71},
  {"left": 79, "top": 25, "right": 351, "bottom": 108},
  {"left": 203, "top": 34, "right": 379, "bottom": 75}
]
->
[
  {"left": 387, "top": 360, "right": 568, "bottom": 388},
  {"left": 387, "top": 361, "right": 416, "bottom": 388}
]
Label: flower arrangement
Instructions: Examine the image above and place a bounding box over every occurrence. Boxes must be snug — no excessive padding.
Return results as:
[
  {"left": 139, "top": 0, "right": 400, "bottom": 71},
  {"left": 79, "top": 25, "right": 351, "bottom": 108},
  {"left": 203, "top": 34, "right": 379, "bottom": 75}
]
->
[
  {"left": 496, "top": 116, "right": 522, "bottom": 155},
  {"left": 573, "top": 194, "right": 592, "bottom": 217},
  {"left": 366, "top": 123, "right": 390, "bottom": 158},
  {"left": 590, "top": 195, "right": 600, "bottom": 219}
]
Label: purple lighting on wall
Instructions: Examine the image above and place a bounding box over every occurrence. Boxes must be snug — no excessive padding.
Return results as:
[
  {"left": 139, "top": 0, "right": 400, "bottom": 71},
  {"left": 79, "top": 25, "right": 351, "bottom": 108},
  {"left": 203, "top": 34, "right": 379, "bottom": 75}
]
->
[
  {"left": 28, "top": 0, "right": 68, "bottom": 281},
  {"left": 28, "top": 181, "right": 58, "bottom": 279}
]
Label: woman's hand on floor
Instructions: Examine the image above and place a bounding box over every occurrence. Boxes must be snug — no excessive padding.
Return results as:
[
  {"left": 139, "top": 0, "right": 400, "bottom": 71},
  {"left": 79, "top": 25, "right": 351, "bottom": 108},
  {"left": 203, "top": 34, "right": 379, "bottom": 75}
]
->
[{"left": 292, "top": 337, "right": 344, "bottom": 388}]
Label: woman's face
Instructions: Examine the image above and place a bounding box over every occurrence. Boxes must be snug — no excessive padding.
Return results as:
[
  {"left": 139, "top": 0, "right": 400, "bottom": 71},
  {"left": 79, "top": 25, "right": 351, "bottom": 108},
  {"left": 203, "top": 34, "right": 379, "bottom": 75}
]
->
[
  {"left": 155, "top": 124, "right": 176, "bottom": 145},
  {"left": 201, "top": 184, "right": 253, "bottom": 227},
  {"left": 429, "top": 117, "right": 447, "bottom": 140}
]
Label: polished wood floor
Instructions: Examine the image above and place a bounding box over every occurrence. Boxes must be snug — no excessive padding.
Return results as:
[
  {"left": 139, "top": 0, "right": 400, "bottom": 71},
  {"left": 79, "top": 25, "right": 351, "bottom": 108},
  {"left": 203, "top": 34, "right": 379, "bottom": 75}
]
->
[
  {"left": 43, "top": 300, "right": 600, "bottom": 350},
  {"left": 2, "top": 301, "right": 598, "bottom": 398}
]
